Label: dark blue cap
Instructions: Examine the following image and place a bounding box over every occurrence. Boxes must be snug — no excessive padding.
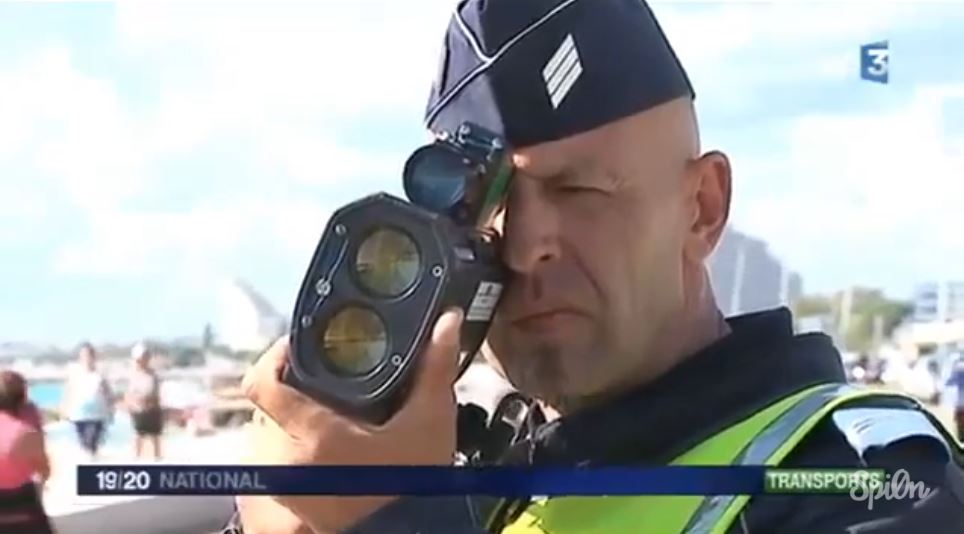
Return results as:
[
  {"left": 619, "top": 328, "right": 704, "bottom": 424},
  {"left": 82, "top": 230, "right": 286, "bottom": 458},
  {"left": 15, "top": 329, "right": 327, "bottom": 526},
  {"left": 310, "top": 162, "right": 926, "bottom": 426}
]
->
[{"left": 424, "top": 0, "right": 695, "bottom": 148}]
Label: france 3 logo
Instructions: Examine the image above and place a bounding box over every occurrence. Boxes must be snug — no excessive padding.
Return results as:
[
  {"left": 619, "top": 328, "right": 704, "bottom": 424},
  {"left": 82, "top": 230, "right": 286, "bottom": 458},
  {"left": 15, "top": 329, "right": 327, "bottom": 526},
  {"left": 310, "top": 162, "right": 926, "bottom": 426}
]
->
[{"left": 860, "top": 41, "right": 889, "bottom": 84}]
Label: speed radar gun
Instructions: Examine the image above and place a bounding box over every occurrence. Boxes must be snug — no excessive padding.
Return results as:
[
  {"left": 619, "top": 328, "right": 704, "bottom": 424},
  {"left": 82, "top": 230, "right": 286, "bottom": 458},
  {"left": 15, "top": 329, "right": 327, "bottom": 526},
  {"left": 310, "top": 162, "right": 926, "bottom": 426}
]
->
[{"left": 284, "top": 122, "right": 512, "bottom": 424}]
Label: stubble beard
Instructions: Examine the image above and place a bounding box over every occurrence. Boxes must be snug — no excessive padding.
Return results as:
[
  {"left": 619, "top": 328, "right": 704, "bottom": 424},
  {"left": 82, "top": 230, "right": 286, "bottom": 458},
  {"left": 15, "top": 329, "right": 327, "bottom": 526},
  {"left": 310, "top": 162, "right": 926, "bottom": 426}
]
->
[{"left": 500, "top": 340, "right": 601, "bottom": 416}]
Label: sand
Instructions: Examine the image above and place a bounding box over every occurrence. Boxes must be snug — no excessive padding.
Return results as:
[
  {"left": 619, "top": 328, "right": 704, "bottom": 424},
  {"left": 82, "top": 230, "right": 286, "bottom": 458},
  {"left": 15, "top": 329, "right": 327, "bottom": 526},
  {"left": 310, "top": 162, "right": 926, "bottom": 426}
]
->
[
  {"left": 38, "top": 373, "right": 959, "bottom": 533},
  {"left": 41, "top": 363, "right": 513, "bottom": 524},
  {"left": 42, "top": 427, "right": 245, "bottom": 518}
]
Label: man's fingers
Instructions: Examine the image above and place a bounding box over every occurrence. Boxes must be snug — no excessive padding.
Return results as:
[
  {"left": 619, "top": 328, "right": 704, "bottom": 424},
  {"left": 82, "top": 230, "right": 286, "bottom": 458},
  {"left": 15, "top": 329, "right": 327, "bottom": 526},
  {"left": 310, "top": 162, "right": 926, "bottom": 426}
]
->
[
  {"left": 245, "top": 310, "right": 461, "bottom": 435},
  {"left": 241, "top": 337, "right": 288, "bottom": 401},
  {"left": 242, "top": 336, "right": 341, "bottom": 430},
  {"left": 235, "top": 495, "right": 315, "bottom": 534},
  {"left": 421, "top": 308, "right": 463, "bottom": 393},
  {"left": 243, "top": 408, "right": 301, "bottom": 464},
  {"left": 241, "top": 336, "right": 303, "bottom": 422},
  {"left": 392, "top": 308, "right": 462, "bottom": 425}
]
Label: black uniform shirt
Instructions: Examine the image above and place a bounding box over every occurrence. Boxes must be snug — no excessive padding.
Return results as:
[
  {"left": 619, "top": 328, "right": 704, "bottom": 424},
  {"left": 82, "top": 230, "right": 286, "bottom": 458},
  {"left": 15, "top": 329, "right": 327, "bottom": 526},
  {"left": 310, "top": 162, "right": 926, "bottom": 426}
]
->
[
  {"left": 489, "top": 308, "right": 964, "bottom": 533},
  {"left": 224, "top": 308, "right": 964, "bottom": 534}
]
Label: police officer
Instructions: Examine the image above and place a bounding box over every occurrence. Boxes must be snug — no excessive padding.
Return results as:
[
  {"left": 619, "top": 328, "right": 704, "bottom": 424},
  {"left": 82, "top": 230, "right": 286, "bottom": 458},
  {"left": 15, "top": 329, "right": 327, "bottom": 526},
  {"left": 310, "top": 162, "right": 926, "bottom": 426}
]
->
[{"left": 227, "top": 1, "right": 964, "bottom": 533}]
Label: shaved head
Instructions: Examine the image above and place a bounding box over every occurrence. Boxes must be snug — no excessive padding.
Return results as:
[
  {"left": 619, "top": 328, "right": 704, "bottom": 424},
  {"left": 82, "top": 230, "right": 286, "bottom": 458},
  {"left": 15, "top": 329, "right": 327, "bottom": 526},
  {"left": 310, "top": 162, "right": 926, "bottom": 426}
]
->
[{"left": 483, "top": 96, "right": 732, "bottom": 413}]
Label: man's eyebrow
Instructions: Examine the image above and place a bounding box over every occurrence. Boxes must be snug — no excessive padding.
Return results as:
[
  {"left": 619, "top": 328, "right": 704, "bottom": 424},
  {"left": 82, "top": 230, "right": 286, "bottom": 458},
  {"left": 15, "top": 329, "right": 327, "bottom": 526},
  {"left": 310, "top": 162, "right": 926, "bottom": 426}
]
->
[
  {"left": 515, "top": 161, "right": 614, "bottom": 184},
  {"left": 516, "top": 162, "right": 600, "bottom": 182},
  {"left": 511, "top": 169, "right": 558, "bottom": 186},
  {"left": 556, "top": 164, "right": 623, "bottom": 187}
]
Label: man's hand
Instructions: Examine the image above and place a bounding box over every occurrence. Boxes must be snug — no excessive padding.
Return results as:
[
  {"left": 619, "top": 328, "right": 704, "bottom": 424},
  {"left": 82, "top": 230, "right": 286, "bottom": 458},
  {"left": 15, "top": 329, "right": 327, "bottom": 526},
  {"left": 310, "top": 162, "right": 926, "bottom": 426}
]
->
[{"left": 236, "top": 309, "right": 464, "bottom": 534}]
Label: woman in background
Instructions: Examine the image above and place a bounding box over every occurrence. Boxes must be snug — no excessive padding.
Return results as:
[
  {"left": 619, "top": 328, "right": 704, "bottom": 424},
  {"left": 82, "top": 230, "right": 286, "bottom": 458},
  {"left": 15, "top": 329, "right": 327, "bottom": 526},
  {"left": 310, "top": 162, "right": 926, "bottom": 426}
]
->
[
  {"left": 60, "top": 342, "right": 114, "bottom": 461},
  {"left": 126, "top": 342, "right": 164, "bottom": 460},
  {"left": 17, "top": 393, "right": 43, "bottom": 430},
  {"left": 0, "top": 370, "right": 54, "bottom": 534}
]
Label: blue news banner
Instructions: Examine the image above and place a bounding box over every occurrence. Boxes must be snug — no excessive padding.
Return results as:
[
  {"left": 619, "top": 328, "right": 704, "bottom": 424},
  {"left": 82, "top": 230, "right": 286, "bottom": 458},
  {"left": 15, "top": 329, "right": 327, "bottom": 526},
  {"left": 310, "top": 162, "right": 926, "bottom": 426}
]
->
[{"left": 78, "top": 466, "right": 772, "bottom": 497}]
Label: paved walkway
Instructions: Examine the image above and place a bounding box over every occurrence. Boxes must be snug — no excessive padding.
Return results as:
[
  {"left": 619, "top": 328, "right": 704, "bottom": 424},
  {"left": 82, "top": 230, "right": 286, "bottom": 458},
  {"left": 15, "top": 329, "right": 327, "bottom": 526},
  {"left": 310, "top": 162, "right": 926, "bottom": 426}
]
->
[{"left": 44, "top": 429, "right": 243, "bottom": 518}]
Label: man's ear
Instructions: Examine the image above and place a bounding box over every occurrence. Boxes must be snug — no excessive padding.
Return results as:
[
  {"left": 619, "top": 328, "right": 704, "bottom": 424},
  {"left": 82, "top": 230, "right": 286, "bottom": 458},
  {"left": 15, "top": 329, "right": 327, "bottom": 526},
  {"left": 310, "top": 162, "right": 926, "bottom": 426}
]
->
[{"left": 685, "top": 150, "right": 732, "bottom": 262}]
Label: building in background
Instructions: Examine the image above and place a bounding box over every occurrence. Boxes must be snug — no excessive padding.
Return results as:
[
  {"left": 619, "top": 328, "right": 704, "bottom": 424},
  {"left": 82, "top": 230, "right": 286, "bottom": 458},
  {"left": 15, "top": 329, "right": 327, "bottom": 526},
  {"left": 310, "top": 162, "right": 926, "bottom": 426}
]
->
[
  {"left": 216, "top": 278, "right": 287, "bottom": 353},
  {"left": 893, "top": 280, "right": 964, "bottom": 361},
  {"left": 708, "top": 227, "right": 803, "bottom": 316},
  {"left": 912, "top": 280, "right": 964, "bottom": 323},
  {"left": 795, "top": 314, "right": 836, "bottom": 336}
]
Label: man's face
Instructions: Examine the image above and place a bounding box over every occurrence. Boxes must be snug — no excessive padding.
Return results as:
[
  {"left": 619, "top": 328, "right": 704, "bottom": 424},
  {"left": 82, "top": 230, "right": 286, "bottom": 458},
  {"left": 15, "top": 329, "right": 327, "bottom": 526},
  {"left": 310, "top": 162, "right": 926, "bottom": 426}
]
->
[
  {"left": 79, "top": 347, "right": 95, "bottom": 368},
  {"left": 482, "top": 99, "right": 729, "bottom": 410}
]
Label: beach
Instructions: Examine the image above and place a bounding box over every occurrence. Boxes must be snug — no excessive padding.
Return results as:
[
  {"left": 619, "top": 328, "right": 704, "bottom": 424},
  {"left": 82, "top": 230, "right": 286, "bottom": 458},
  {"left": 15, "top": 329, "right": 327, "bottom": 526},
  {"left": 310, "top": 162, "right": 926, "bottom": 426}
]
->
[
  {"left": 42, "top": 415, "right": 244, "bottom": 518},
  {"left": 28, "top": 364, "right": 960, "bottom": 533},
  {"left": 33, "top": 362, "right": 512, "bottom": 532},
  {"left": 26, "top": 374, "right": 243, "bottom": 519}
]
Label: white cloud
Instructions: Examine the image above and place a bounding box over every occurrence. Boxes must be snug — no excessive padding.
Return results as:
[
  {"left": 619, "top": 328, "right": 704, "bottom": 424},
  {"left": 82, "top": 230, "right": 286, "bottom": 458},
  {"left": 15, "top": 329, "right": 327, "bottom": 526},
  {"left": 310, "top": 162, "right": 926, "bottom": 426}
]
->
[
  {"left": 2, "top": 0, "right": 959, "bottom": 307},
  {"left": 113, "top": 1, "right": 454, "bottom": 124},
  {"left": 656, "top": 1, "right": 907, "bottom": 66},
  {"left": 648, "top": 2, "right": 964, "bottom": 294},
  {"left": 48, "top": 193, "right": 345, "bottom": 312},
  {"left": 655, "top": 1, "right": 911, "bottom": 113},
  {"left": 732, "top": 83, "right": 964, "bottom": 293},
  {"left": 31, "top": 2, "right": 456, "bottom": 277},
  {"left": 254, "top": 199, "right": 337, "bottom": 261},
  {"left": 0, "top": 45, "right": 149, "bottom": 213},
  {"left": 256, "top": 126, "right": 405, "bottom": 187},
  {"left": 52, "top": 208, "right": 248, "bottom": 277},
  {"left": 0, "top": 2, "right": 448, "bottom": 280}
]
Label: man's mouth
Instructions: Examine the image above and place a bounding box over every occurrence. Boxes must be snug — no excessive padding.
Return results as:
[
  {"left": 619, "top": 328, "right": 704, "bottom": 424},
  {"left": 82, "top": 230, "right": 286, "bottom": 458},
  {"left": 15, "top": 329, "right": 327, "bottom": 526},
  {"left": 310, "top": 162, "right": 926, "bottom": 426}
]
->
[{"left": 512, "top": 309, "right": 585, "bottom": 332}]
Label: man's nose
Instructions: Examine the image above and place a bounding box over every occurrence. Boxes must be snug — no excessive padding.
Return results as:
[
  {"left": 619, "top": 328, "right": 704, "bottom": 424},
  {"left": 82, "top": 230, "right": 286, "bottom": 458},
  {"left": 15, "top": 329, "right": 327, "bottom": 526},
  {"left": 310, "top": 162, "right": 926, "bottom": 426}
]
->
[{"left": 499, "top": 184, "right": 561, "bottom": 274}]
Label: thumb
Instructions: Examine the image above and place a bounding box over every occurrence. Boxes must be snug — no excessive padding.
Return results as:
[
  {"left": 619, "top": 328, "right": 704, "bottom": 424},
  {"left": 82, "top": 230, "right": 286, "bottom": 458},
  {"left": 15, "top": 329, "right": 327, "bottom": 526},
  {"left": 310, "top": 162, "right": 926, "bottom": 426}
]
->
[{"left": 395, "top": 308, "right": 463, "bottom": 417}]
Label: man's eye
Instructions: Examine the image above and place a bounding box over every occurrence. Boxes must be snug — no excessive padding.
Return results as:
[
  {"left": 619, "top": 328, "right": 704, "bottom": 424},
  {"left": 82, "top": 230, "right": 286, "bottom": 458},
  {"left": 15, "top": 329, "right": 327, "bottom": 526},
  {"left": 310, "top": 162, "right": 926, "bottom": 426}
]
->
[{"left": 557, "top": 184, "right": 600, "bottom": 194}]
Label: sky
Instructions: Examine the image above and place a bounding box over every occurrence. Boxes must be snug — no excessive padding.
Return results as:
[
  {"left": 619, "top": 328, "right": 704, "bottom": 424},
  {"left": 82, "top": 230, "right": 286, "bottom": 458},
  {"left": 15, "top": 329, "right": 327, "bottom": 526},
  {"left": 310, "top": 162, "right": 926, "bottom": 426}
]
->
[{"left": 0, "top": 1, "right": 962, "bottom": 347}]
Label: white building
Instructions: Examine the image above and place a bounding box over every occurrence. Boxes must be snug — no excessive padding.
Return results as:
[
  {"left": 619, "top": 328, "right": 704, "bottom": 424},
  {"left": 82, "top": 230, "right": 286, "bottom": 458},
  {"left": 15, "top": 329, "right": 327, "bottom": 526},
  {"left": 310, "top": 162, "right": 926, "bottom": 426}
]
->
[
  {"left": 912, "top": 280, "right": 964, "bottom": 323},
  {"left": 216, "top": 278, "right": 287, "bottom": 353},
  {"left": 708, "top": 228, "right": 802, "bottom": 317}
]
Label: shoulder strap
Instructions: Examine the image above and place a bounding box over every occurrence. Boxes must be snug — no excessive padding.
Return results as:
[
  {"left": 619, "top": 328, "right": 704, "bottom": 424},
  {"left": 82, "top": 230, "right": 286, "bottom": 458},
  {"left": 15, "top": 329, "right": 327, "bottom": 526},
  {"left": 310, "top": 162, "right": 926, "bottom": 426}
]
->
[
  {"left": 682, "top": 383, "right": 955, "bottom": 534},
  {"left": 831, "top": 403, "right": 962, "bottom": 461}
]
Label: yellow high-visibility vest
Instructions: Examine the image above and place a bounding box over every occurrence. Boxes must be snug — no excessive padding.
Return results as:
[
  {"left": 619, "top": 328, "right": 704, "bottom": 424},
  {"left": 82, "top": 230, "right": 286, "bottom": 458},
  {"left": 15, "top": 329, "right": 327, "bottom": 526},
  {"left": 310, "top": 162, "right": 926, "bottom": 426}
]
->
[{"left": 495, "top": 383, "right": 960, "bottom": 534}]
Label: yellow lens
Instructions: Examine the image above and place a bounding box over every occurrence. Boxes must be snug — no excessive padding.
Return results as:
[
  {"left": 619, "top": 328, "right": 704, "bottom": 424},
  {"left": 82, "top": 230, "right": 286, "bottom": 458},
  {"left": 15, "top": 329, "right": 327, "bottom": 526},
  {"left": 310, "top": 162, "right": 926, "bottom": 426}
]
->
[
  {"left": 321, "top": 306, "right": 387, "bottom": 376},
  {"left": 355, "top": 227, "right": 420, "bottom": 297}
]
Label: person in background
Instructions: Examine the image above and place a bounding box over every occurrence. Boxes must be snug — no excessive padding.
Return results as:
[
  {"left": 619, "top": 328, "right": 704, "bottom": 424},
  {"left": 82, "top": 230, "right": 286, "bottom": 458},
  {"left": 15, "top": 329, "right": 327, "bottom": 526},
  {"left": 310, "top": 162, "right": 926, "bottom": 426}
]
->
[
  {"left": 957, "top": 356, "right": 964, "bottom": 442},
  {"left": 848, "top": 354, "right": 867, "bottom": 383},
  {"left": 125, "top": 342, "right": 163, "bottom": 460},
  {"left": 0, "top": 370, "right": 54, "bottom": 534},
  {"left": 60, "top": 342, "right": 114, "bottom": 462},
  {"left": 17, "top": 391, "right": 44, "bottom": 431},
  {"left": 944, "top": 351, "right": 964, "bottom": 441},
  {"left": 228, "top": 1, "right": 964, "bottom": 532}
]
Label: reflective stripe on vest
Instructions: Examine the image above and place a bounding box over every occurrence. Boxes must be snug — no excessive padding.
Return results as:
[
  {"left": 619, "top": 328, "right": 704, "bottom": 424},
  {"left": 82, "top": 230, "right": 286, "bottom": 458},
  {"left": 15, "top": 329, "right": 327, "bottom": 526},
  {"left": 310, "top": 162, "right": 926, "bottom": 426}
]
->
[{"left": 497, "top": 383, "right": 940, "bottom": 534}]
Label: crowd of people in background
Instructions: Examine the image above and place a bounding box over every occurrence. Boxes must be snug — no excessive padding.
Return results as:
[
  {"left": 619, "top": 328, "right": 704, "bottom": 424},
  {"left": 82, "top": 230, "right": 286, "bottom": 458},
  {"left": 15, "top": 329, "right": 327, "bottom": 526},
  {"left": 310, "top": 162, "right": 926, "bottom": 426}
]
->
[
  {"left": 0, "top": 341, "right": 166, "bottom": 532},
  {"left": 57, "top": 341, "right": 165, "bottom": 461},
  {"left": 847, "top": 350, "right": 964, "bottom": 441},
  {"left": 945, "top": 352, "right": 964, "bottom": 442},
  {"left": 3, "top": 335, "right": 963, "bottom": 532}
]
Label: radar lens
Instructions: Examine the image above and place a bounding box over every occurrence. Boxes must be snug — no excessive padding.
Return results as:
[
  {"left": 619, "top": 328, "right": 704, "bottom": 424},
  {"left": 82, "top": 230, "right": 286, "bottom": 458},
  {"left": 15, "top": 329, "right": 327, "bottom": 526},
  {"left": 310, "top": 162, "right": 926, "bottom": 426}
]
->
[
  {"left": 321, "top": 306, "right": 387, "bottom": 376},
  {"left": 355, "top": 228, "right": 420, "bottom": 297}
]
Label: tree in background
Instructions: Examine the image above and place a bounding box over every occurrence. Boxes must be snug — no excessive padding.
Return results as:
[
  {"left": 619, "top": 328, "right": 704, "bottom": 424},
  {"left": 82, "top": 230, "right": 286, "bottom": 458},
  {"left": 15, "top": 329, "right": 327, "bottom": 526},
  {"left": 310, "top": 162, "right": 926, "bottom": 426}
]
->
[
  {"left": 794, "top": 288, "right": 913, "bottom": 353},
  {"left": 795, "top": 295, "right": 834, "bottom": 317},
  {"left": 202, "top": 323, "right": 216, "bottom": 352},
  {"left": 171, "top": 347, "right": 204, "bottom": 367}
]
